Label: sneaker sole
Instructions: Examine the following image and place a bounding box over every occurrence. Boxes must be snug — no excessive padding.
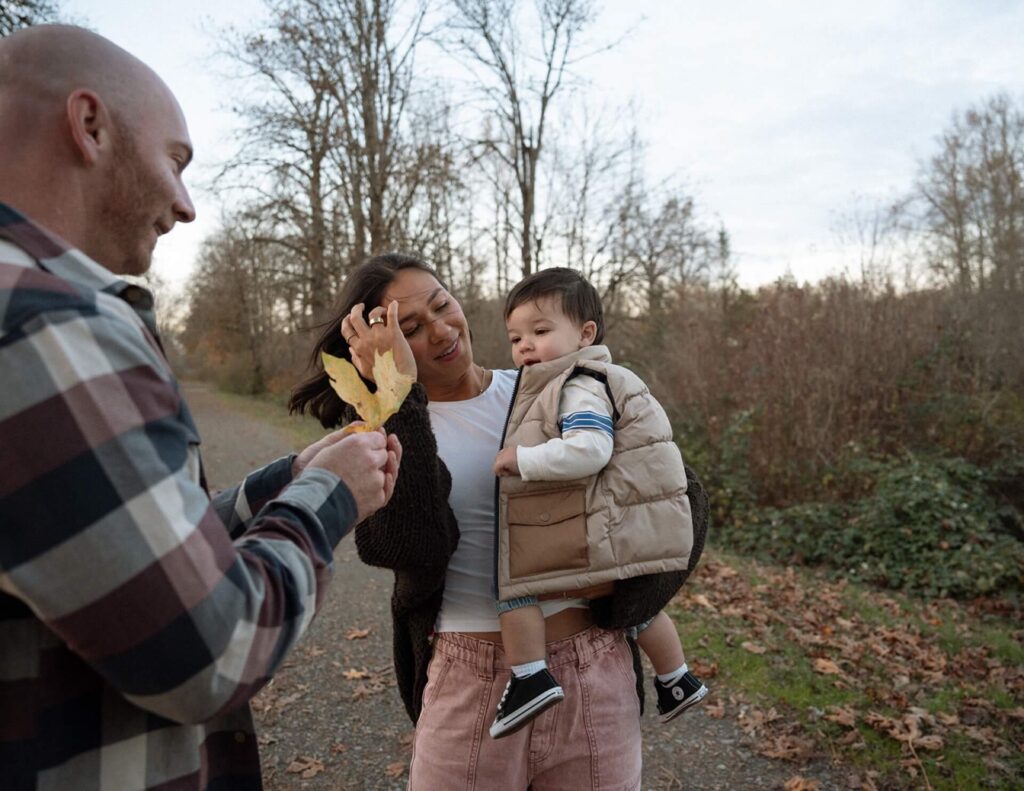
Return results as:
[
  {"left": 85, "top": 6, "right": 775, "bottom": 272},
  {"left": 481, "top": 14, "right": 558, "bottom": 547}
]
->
[
  {"left": 489, "top": 686, "right": 565, "bottom": 739},
  {"left": 659, "top": 684, "right": 708, "bottom": 723}
]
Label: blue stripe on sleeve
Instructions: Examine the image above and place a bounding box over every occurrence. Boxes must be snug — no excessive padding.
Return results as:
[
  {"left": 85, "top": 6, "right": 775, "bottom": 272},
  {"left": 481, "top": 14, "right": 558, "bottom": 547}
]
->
[{"left": 559, "top": 411, "right": 614, "bottom": 436}]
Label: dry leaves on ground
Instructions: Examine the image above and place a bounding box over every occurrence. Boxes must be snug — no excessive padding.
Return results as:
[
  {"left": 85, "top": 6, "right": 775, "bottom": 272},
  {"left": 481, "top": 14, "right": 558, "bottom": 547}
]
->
[
  {"left": 676, "top": 555, "right": 1023, "bottom": 785},
  {"left": 286, "top": 756, "right": 325, "bottom": 779},
  {"left": 384, "top": 761, "right": 407, "bottom": 779}
]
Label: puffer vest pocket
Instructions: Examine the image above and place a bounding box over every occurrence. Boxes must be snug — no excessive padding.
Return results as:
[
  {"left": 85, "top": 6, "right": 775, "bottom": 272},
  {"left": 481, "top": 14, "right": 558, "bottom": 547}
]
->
[{"left": 507, "top": 486, "right": 589, "bottom": 578}]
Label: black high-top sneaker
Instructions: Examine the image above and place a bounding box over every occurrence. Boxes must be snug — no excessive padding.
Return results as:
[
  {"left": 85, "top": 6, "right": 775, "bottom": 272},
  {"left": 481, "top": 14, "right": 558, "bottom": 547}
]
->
[
  {"left": 654, "top": 671, "right": 708, "bottom": 722},
  {"left": 489, "top": 669, "right": 565, "bottom": 739}
]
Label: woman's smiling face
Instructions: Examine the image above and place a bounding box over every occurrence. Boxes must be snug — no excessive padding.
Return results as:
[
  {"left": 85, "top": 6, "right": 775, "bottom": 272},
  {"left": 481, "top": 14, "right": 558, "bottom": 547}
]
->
[{"left": 382, "top": 267, "right": 473, "bottom": 391}]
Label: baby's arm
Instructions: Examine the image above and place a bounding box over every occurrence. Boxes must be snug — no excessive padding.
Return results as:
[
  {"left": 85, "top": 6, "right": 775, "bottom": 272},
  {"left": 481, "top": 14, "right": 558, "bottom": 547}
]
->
[{"left": 517, "top": 375, "right": 614, "bottom": 481}]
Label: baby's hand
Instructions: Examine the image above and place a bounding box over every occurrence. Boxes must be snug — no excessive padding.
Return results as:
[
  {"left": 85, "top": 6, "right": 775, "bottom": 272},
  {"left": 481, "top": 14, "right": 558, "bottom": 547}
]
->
[{"left": 494, "top": 446, "right": 520, "bottom": 477}]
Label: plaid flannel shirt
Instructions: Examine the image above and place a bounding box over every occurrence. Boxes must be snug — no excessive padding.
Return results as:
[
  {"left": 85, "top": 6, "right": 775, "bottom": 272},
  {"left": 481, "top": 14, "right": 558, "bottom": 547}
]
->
[{"left": 0, "top": 203, "right": 357, "bottom": 790}]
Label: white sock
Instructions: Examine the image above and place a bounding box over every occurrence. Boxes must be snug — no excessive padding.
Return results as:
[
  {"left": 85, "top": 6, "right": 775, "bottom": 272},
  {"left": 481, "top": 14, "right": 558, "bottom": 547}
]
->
[
  {"left": 657, "top": 663, "right": 688, "bottom": 686},
  {"left": 512, "top": 660, "right": 547, "bottom": 678}
]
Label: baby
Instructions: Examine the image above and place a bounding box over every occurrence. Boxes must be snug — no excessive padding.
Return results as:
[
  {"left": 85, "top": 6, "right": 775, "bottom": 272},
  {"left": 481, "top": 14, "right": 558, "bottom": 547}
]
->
[{"left": 490, "top": 267, "right": 707, "bottom": 739}]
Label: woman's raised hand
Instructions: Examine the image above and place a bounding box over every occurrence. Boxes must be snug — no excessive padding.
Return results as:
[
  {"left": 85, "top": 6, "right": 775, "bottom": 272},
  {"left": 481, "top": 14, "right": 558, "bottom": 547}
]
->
[{"left": 342, "top": 300, "right": 417, "bottom": 383}]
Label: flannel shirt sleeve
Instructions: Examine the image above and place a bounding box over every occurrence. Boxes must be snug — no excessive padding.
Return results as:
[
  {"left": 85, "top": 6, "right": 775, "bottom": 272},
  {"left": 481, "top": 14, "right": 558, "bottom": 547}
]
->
[
  {"left": 0, "top": 297, "right": 357, "bottom": 725},
  {"left": 211, "top": 455, "right": 297, "bottom": 539}
]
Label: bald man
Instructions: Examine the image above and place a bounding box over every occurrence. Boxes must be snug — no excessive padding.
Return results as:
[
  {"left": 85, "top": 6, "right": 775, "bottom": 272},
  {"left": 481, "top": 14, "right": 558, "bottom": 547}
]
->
[{"left": 0, "top": 25, "right": 401, "bottom": 790}]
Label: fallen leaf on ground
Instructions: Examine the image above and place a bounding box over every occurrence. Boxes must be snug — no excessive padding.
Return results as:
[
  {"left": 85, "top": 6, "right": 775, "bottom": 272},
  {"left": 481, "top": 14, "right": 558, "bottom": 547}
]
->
[
  {"left": 913, "top": 734, "right": 944, "bottom": 751},
  {"left": 286, "top": 756, "right": 325, "bottom": 779},
  {"left": 962, "top": 725, "right": 1000, "bottom": 746},
  {"left": 691, "top": 659, "right": 718, "bottom": 678},
  {"left": 351, "top": 681, "right": 388, "bottom": 700},
  {"left": 703, "top": 698, "right": 725, "bottom": 719},
  {"left": 784, "top": 777, "right": 821, "bottom": 791},
  {"left": 385, "top": 761, "right": 407, "bottom": 778},
  {"left": 812, "top": 658, "right": 842, "bottom": 675},
  {"left": 756, "top": 733, "right": 816, "bottom": 761},
  {"left": 824, "top": 706, "right": 857, "bottom": 727},
  {"left": 331, "top": 743, "right": 348, "bottom": 754},
  {"left": 275, "top": 691, "right": 305, "bottom": 709},
  {"left": 346, "top": 627, "right": 371, "bottom": 640},
  {"left": 741, "top": 641, "right": 767, "bottom": 654},
  {"left": 343, "top": 668, "right": 371, "bottom": 680}
]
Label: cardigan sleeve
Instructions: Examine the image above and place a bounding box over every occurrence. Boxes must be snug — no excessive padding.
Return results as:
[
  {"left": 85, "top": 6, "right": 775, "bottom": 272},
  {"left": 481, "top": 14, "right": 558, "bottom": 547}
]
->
[{"left": 353, "top": 383, "right": 459, "bottom": 577}]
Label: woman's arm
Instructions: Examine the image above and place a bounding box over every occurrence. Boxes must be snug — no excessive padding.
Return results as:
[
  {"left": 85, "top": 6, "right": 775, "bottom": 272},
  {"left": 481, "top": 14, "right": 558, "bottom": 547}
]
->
[{"left": 353, "top": 383, "right": 458, "bottom": 574}]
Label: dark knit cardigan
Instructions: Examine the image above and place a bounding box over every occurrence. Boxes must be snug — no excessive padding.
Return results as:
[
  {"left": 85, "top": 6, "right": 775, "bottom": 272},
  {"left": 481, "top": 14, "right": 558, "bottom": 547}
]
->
[{"left": 351, "top": 383, "right": 710, "bottom": 724}]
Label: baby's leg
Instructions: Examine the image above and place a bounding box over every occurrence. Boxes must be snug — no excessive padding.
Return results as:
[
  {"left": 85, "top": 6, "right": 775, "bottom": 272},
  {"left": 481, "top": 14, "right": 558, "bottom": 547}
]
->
[
  {"left": 635, "top": 611, "right": 685, "bottom": 675},
  {"left": 492, "top": 601, "right": 564, "bottom": 739},
  {"left": 499, "top": 603, "right": 547, "bottom": 665},
  {"left": 636, "top": 611, "right": 708, "bottom": 721}
]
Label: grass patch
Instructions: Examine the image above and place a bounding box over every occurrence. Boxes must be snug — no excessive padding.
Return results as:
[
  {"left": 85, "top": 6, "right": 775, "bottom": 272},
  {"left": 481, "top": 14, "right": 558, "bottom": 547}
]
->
[{"left": 668, "top": 550, "right": 1023, "bottom": 789}]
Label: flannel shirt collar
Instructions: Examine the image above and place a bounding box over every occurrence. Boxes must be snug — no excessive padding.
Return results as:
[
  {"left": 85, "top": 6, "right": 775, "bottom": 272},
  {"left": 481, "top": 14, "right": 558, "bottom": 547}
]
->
[{"left": 0, "top": 201, "right": 159, "bottom": 335}]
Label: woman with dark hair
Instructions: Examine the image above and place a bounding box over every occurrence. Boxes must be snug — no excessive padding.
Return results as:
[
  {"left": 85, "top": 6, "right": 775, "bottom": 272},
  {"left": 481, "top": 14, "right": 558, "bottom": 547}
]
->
[{"left": 290, "top": 253, "right": 708, "bottom": 790}]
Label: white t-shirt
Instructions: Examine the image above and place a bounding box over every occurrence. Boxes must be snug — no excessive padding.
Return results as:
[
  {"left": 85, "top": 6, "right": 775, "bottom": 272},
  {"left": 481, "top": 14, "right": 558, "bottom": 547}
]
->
[{"left": 428, "top": 369, "right": 587, "bottom": 633}]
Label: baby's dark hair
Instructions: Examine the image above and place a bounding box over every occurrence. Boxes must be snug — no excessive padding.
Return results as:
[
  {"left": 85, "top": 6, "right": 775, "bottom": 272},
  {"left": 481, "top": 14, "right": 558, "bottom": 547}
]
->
[{"left": 503, "top": 267, "right": 605, "bottom": 343}]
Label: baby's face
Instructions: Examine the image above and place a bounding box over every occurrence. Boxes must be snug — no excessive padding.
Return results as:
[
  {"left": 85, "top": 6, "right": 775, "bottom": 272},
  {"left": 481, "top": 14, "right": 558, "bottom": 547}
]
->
[{"left": 506, "top": 296, "right": 595, "bottom": 368}]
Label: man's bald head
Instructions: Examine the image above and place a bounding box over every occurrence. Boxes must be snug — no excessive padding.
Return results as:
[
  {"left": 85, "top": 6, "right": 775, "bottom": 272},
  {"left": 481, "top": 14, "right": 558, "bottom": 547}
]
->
[
  {"left": 0, "top": 24, "right": 164, "bottom": 133},
  {"left": 0, "top": 25, "right": 195, "bottom": 276}
]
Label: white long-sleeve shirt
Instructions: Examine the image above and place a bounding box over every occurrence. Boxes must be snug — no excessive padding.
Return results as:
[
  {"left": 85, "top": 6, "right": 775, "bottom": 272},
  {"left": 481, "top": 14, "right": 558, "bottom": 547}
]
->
[{"left": 516, "top": 374, "right": 615, "bottom": 481}]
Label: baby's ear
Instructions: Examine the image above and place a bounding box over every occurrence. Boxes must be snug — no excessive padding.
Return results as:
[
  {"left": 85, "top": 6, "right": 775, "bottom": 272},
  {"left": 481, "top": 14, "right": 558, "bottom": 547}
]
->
[{"left": 580, "top": 320, "right": 598, "bottom": 347}]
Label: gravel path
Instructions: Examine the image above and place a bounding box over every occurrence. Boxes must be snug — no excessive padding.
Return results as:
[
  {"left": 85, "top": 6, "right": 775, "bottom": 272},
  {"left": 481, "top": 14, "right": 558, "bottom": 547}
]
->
[{"left": 185, "top": 382, "right": 843, "bottom": 790}]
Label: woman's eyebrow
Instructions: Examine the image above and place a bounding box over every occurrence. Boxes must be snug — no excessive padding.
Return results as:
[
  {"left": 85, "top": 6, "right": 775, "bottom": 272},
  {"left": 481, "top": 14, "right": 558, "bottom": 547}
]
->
[{"left": 398, "top": 287, "right": 443, "bottom": 324}]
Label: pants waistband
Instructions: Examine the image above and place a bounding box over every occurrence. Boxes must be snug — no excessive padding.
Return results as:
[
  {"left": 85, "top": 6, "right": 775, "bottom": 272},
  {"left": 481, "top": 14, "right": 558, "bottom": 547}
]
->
[{"left": 432, "top": 626, "right": 621, "bottom": 679}]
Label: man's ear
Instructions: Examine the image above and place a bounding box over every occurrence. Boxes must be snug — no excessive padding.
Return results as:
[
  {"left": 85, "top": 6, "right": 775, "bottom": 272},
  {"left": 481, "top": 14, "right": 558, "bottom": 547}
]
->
[
  {"left": 66, "top": 89, "right": 112, "bottom": 166},
  {"left": 580, "top": 320, "right": 598, "bottom": 347}
]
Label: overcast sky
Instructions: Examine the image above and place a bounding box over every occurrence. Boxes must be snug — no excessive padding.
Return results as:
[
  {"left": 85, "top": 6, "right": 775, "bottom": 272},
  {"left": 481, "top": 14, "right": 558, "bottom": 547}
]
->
[{"left": 65, "top": 0, "right": 1024, "bottom": 288}]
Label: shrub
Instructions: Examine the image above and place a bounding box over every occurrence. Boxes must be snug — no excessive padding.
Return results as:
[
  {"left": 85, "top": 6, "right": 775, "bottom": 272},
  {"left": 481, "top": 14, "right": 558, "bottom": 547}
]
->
[{"left": 720, "top": 454, "right": 1024, "bottom": 598}]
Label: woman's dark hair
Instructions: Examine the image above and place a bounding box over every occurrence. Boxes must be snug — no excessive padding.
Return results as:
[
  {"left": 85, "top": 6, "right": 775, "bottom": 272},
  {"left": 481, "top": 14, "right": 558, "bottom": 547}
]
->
[
  {"left": 503, "top": 267, "right": 605, "bottom": 343},
  {"left": 289, "top": 253, "right": 442, "bottom": 427}
]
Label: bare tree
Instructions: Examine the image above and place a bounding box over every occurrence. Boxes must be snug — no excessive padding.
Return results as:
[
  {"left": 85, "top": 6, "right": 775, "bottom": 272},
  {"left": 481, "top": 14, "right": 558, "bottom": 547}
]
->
[
  {"left": 448, "top": 0, "right": 600, "bottom": 276},
  {"left": 0, "top": 0, "right": 60, "bottom": 35},
  {"left": 915, "top": 93, "right": 1024, "bottom": 294},
  {"left": 183, "top": 219, "right": 299, "bottom": 393},
  {"left": 547, "top": 103, "right": 629, "bottom": 286},
  {"left": 602, "top": 141, "right": 713, "bottom": 315},
  {"left": 217, "top": 0, "right": 441, "bottom": 321},
  {"left": 218, "top": 2, "right": 347, "bottom": 321},
  {"left": 832, "top": 193, "right": 913, "bottom": 290},
  {"left": 316, "top": 0, "right": 432, "bottom": 259}
]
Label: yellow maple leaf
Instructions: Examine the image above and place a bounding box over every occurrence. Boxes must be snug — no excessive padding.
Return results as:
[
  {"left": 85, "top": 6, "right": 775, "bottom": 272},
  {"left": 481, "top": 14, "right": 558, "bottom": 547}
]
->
[{"left": 321, "top": 350, "right": 414, "bottom": 431}]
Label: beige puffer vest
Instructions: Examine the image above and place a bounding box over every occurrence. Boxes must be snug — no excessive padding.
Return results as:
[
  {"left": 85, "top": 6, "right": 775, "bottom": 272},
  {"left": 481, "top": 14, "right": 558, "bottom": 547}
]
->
[{"left": 497, "top": 346, "right": 694, "bottom": 600}]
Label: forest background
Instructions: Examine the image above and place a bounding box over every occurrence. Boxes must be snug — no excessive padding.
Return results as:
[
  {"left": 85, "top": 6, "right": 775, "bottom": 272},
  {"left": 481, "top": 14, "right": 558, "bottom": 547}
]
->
[
  {"left": 134, "top": 0, "right": 1023, "bottom": 603},
  {"left": 4, "top": 1, "right": 1023, "bottom": 787}
]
